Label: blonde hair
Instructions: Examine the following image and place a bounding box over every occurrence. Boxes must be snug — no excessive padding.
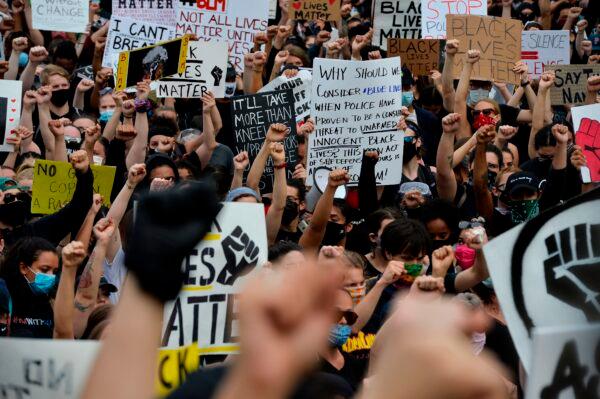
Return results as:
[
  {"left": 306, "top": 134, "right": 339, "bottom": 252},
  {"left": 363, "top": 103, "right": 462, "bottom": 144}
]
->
[
  {"left": 41, "top": 64, "right": 70, "bottom": 85},
  {"left": 475, "top": 98, "right": 500, "bottom": 115}
]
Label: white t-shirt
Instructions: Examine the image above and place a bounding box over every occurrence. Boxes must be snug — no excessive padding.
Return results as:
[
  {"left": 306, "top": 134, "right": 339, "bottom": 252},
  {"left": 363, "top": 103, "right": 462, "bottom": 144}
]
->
[{"left": 103, "top": 248, "right": 127, "bottom": 304}]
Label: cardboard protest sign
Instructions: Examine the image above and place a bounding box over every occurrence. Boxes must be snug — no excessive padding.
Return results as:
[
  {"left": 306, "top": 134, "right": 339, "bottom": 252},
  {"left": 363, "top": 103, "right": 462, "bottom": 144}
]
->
[
  {"left": 308, "top": 58, "right": 404, "bottom": 186},
  {"left": 155, "top": 344, "right": 199, "bottom": 397},
  {"left": 157, "top": 40, "right": 228, "bottom": 98},
  {"left": 484, "top": 188, "right": 600, "bottom": 371},
  {"left": 521, "top": 30, "right": 569, "bottom": 79},
  {"left": 446, "top": 15, "right": 522, "bottom": 84},
  {"left": 112, "top": 0, "right": 175, "bottom": 26},
  {"left": 422, "top": 0, "right": 486, "bottom": 39},
  {"left": 545, "top": 64, "right": 600, "bottom": 105},
  {"left": 31, "top": 160, "right": 116, "bottom": 214},
  {"left": 162, "top": 203, "right": 268, "bottom": 354},
  {"left": 232, "top": 90, "right": 298, "bottom": 193},
  {"left": 387, "top": 38, "right": 439, "bottom": 76},
  {"left": 288, "top": 0, "right": 340, "bottom": 22},
  {"left": 259, "top": 69, "right": 312, "bottom": 121},
  {"left": 526, "top": 325, "right": 600, "bottom": 399},
  {"left": 103, "top": 16, "right": 176, "bottom": 68},
  {"left": 572, "top": 104, "right": 600, "bottom": 182},
  {"left": 31, "top": 0, "right": 88, "bottom": 33},
  {"left": 116, "top": 35, "right": 189, "bottom": 91},
  {"left": 0, "top": 79, "right": 22, "bottom": 152},
  {"left": 175, "top": 0, "right": 269, "bottom": 72},
  {"left": 373, "top": 0, "right": 421, "bottom": 50}
]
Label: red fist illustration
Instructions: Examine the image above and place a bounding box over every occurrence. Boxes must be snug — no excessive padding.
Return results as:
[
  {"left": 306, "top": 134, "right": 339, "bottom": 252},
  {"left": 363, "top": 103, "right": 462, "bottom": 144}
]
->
[{"left": 575, "top": 118, "right": 600, "bottom": 182}]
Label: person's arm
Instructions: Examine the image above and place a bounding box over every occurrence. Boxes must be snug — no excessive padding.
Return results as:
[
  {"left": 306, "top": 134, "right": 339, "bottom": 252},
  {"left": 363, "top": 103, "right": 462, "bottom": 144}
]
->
[
  {"left": 507, "top": 86, "right": 524, "bottom": 107},
  {"left": 91, "top": 68, "right": 112, "bottom": 112},
  {"left": 211, "top": 100, "right": 223, "bottom": 135},
  {"left": 539, "top": 0, "right": 552, "bottom": 30},
  {"left": 246, "top": 123, "right": 288, "bottom": 194},
  {"left": 231, "top": 152, "right": 250, "bottom": 190},
  {"left": 473, "top": 125, "right": 496, "bottom": 223},
  {"left": 269, "top": 50, "right": 289, "bottom": 82},
  {"left": 20, "top": 90, "right": 37, "bottom": 132},
  {"left": 529, "top": 70, "right": 555, "bottom": 159},
  {"left": 501, "top": 0, "right": 512, "bottom": 18},
  {"left": 351, "top": 29, "right": 372, "bottom": 61},
  {"left": 74, "top": 78, "right": 94, "bottom": 111},
  {"left": 195, "top": 91, "right": 218, "bottom": 169},
  {"left": 20, "top": 46, "right": 48, "bottom": 93},
  {"left": 126, "top": 81, "right": 151, "bottom": 169},
  {"left": 33, "top": 86, "right": 56, "bottom": 158},
  {"left": 441, "top": 40, "right": 459, "bottom": 112},
  {"left": 436, "top": 113, "right": 461, "bottom": 202},
  {"left": 53, "top": 241, "right": 87, "bottom": 340},
  {"left": 74, "top": 194, "right": 103, "bottom": 252},
  {"left": 265, "top": 143, "right": 286, "bottom": 245},
  {"left": 551, "top": 124, "right": 569, "bottom": 172},
  {"left": 454, "top": 229, "right": 489, "bottom": 292},
  {"left": 585, "top": 76, "right": 600, "bottom": 105},
  {"left": 492, "top": 81, "right": 511, "bottom": 103},
  {"left": 249, "top": 51, "right": 267, "bottom": 94},
  {"left": 562, "top": 7, "right": 581, "bottom": 32},
  {"left": 48, "top": 118, "right": 69, "bottom": 162},
  {"left": 5, "top": 37, "right": 27, "bottom": 80},
  {"left": 570, "top": 145, "right": 594, "bottom": 193},
  {"left": 91, "top": 35, "right": 107, "bottom": 75},
  {"left": 23, "top": 2, "right": 44, "bottom": 46},
  {"left": 452, "top": 133, "right": 477, "bottom": 168},
  {"left": 455, "top": 50, "right": 480, "bottom": 139},
  {"left": 3, "top": 127, "right": 29, "bottom": 168},
  {"left": 358, "top": 151, "right": 379, "bottom": 218}
]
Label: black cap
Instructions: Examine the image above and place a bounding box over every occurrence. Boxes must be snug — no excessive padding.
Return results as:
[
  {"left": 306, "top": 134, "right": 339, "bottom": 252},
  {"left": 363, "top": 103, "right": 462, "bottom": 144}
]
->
[
  {"left": 99, "top": 276, "right": 118, "bottom": 293},
  {"left": 505, "top": 172, "right": 542, "bottom": 196}
]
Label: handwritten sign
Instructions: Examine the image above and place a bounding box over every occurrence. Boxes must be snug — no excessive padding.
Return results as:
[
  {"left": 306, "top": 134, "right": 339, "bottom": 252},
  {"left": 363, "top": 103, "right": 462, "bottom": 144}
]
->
[
  {"left": 308, "top": 58, "right": 404, "bottom": 186},
  {"left": 157, "top": 40, "right": 228, "bottom": 98},
  {"left": 545, "top": 64, "right": 600, "bottom": 105},
  {"left": 387, "top": 38, "right": 439, "bottom": 76},
  {"left": 521, "top": 30, "right": 570, "bottom": 79},
  {"left": 155, "top": 344, "right": 199, "bottom": 397},
  {"left": 572, "top": 103, "right": 600, "bottom": 182},
  {"left": 288, "top": 0, "right": 340, "bottom": 22},
  {"left": 422, "top": 0, "right": 486, "bottom": 39},
  {"left": 447, "top": 15, "right": 522, "bottom": 84},
  {"left": 259, "top": 69, "right": 312, "bottom": 121},
  {"left": 373, "top": 0, "right": 421, "bottom": 50},
  {"left": 112, "top": 0, "right": 175, "bottom": 26},
  {"left": 0, "top": 79, "right": 22, "bottom": 152},
  {"left": 31, "top": 0, "right": 88, "bottom": 32},
  {"left": 175, "top": 0, "right": 269, "bottom": 73},
  {"left": 31, "top": 160, "right": 116, "bottom": 215},
  {"left": 162, "top": 203, "right": 268, "bottom": 354},
  {"left": 231, "top": 90, "right": 298, "bottom": 193}
]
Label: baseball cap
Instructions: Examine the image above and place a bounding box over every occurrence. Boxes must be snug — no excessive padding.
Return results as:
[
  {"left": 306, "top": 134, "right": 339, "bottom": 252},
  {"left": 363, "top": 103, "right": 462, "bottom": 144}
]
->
[
  {"left": 99, "top": 276, "right": 118, "bottom": 293},
  {"left": 225, "top": 186, "right": 261, "bottom": 203},
  {"left": 504, "top": 172, "right": 542, "bottom": 196}
]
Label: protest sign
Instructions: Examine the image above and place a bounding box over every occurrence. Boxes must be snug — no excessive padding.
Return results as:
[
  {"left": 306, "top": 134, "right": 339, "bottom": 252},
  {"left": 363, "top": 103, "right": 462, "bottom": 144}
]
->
[
  {"left": 373, "top": 0, "right": 421, "bottom": 50},
  {"left": 31, "top": 0, "right": 88, "bottom": 33},
  {"left": 31, "top": 160, "right": 116, "bottom": 214},
  {"left": 484, "top": 187, "right": 600, "bottom": 371},
  {"left": 231, "top": 90, "right": 298, "bottom": 193},
  {"left": 308, "top": 58, "right": 404, "bottom": 186},
  {"left": 521, "top": 30, "right": 569, "bottom": 79},
  {"left": 116, "top": 36, "right": 189, "bottom": 91},
  {"left": 155, "top": 344, "right": 199, "bottom": 397},
  {"left": 446, "top": 15, "right": 522, "bottom": 84},
  {"left": 103, "top": 16, "right": 176, "bottom": 68},
  {"left": 387, "top": 38, "right": 439, "bottom": 76},
  {"left": 175, "top": 0, "right": 269, "bottom": 72},
  {"left": 112, "top": 0, "right": 175, "bottom": 26},
  {"left": 288, "top": 0, "right": 340, "bottom": 22},
  {"left": 259, "top": 69, "right": 312, "bottom": 121},
  {"left": 162, "top": 203, "right": 268, "bottom": 354},
  {"left": 74, "top": 65, "right": 95, "bottom": 81},
  {"left": 422, "top": 0, "right": 486, "bottom": 39},
  {"left": 526, "top": 325, "right": 600, "bottom": 399},
  {"left": 269, "top": 0, "right": 277, "bottom": 19},
  {"left": 0, "top": 79, "right": 22, "bottom": 152},
  {"left": 157, "top": 40, "right": 228, "bottom": 98},
  {"left": 545, "top": 64, "right": 600, "bottom": 105},
  {"left": 572, "top": 103, "right": 600, "bottom": 182}
]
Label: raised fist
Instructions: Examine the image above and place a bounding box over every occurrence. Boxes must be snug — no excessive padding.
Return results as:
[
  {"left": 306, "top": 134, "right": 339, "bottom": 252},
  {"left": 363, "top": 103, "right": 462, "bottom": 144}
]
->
[
  {"left": 442, "top": 113, "right": 461, "bottom": 135},
  {"left": 575, "top": 117, "right": 600, "bottom": 182},
  {"left": 70, "top": 150, "right": 90, "bottom": 173},
  {"left": 211, "top": 66, "right": 223, "bottom": 86},
  {"left": 328, "top": 169, "right": 349, "bottom": 188},
  {"left": 266, "top": 123, "right": 289, "bottom": 142},
  {"left": 218, "top": 226, "right": 260, "bottom": 286},
  {"left": 62, "top": 241, "right": 87, "bottom": 269}
]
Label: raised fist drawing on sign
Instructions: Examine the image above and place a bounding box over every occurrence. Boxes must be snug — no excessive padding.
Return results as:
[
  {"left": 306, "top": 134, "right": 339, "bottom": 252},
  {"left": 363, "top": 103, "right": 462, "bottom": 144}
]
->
[
  {"left": 576, "top": 117, "right": 600, "bottom": 182},
  {"left": 217, "top": 226, "right": 260, "bottom": 286}
]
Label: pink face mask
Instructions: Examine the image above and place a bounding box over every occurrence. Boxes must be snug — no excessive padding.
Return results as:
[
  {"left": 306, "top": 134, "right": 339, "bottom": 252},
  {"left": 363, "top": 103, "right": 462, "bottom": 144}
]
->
[{"left": 455, "top": 244, "right": 476, "bottom": 269}]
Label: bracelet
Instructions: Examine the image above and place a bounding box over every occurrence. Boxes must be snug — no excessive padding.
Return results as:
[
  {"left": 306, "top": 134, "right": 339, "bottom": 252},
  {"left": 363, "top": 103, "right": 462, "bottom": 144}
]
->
[
  {"left": 274, "top": 162, "right": 287, "bottom": 170},
  {"left": 126, "top": 182, "right": 135, "bottom": 190},
  {"left": 134, "top": 99, "right": 152, "bottom": 113},
  {"left": 520, "top": 80, "right": 530, "bottom": 87}
]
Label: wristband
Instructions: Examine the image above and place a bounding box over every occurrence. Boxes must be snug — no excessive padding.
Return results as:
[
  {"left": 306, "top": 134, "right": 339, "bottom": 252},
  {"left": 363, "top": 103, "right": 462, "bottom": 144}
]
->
[
  {"left": 126, "top": 182, "right": 135, "bottom": 190},
  {"left": 274, "top": 162, "right": 287, "bottom": 170},
  {"left": 134, "top": 99, "right": 152, "bottom": 113}
]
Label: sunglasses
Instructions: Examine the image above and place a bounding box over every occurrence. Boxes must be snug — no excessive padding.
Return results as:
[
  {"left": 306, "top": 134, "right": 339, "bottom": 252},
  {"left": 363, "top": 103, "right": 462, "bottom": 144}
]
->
[
  {"left": 335, "top": 308, "right": 358, "bottom": 326},
  {"left": 4, "top": 192, "right": 30, "bottom": 204},
  {"left": 22, "top": 152, "right": 41, "bottom": 160},
  {"left": 472, "top": 109, "right": 496, "bottom": 117},
  {"left": 403, "top": 136, "right": 417, "bottom": 143}
]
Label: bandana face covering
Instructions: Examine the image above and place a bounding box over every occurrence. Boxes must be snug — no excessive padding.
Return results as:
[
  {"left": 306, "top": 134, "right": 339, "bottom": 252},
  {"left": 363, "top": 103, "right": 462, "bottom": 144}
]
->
[
  {"left": 509, "top": 199, "right": 540, "bottom": 224},
  {"left": 346, "top": 284, "right": 366, "bottom": 305}
]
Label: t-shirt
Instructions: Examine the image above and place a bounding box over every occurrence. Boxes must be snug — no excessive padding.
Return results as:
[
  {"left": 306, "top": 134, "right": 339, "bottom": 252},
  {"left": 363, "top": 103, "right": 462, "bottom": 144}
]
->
[
  {"left": 276, "top": 228, "right": 302, "bottom": 243},
  {"left": 103, "top": 248, "right": 127, "bottom": 304},
  {"left": 319, "top": 350, "right": 364, "bottom": 391}
]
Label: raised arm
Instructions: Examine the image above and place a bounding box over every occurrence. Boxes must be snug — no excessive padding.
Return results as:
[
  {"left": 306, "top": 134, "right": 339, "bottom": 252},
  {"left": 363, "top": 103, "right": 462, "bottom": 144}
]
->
[
  {"left": 34, "top": 86, "right": 56, "bottom": 158},
  {"left": 102, "top": 91, "right": 128, "bottom": 141},
  {"left": 246, "top": 123, "right": 288, "bottom": 194},
  {"left": 454, "top": 229, "right": 489, "bottom": 292},
  {"left": 539, "top": 0, "right": 551, "bottom": 30},
  {"left": 74, "top": 194, "right": 103, "bottom": 252},
  {"left": 231, "top": 152, "right": 249, "bottom": 190},
  {"left": 454, "top": 49, "right": 480, "bottom": 139},
  {"left": 249, "top": 51, "right": 267, "bottom": 94},
  {"left": 20, "top": 46, "right": 48, "bottom": 93},
  {"left": 5, "top": 37, "right": 28, "bottom": 80},
  {"left": 562, "top": 6, "right": 581, "bottom": 32},
  {"left": 195, "top": 91, "right": 218, "bottom": 169},
  {"left": 126, "top": 81, "right": 151, "bottom": 168},
  {"left": 47, "top": 118, "right": 69, "bottom": 162},
  {"left": 74, "top": 79, "right": 94, "bottom": 111},
  {"left": 501, "top": 0, "right": 512, "bottom": 18},
  {"left": 265, "top": 142, "right": 287, "bottom": 245},
  {"left": 452, "top": 133, "right": 477, "bottom": 169},
  {"left": 529, "top": 70, "right": 555, "bottom": 159},
  {"left": 436, "top": 113, "right": 461, "bottom": 202},
  {"left": 472, "top": 125, "right": 496, "bottom": 222},
  {"left": 441, "top": 40, "right": 459, "bottom": 112},
  {"left": 585, "top": 76, "right": 600, "bottom": 105},
  {"left": 20, "top": 90, "right": 37, "bottom": 132}
]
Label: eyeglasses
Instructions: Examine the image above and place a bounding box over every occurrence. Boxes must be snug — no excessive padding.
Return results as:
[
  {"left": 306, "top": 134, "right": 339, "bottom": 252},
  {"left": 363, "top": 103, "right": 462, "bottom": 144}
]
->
[
  {"left": 3, "top": 192, "right": 30, "bottom": 204},
  {"left": 335, "top": 308, "right": 358, "bottom": 326},
  {"left": 472, "top": 109, "right": 496, "bottom": 117}
]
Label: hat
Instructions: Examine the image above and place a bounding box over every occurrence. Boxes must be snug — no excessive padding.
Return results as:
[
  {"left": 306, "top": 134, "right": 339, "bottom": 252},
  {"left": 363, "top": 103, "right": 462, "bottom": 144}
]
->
[
  {"left": 0, "top": 178, "right": 17, "bottom": 191},
  {"left": 99, "top": 276, "right": 118, "bottom": 293},
  {"left": 504, "top": 172, "right": 542, "bottom": 196},
  {"left": 398, "top": 182, "right": 431, "bottom": 197},
  {"left": 225, "top": 186, "right": 261, "bottom": 202}
]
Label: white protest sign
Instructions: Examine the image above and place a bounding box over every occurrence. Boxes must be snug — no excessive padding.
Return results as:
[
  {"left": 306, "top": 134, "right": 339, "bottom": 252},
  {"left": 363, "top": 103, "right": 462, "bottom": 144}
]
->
[
  {"left": 157, "top": 40, "right": 229, "bottom": 98},
  {"left": 373, "top": 0, "right": 421, "bottom": 50},
  {"left": 175, "top": 0, "right": 269, "bottom": 73},
  {"left": 308, "top": 58, "right": 404, "bottom": 186},
  {"left": 422, "top": 0, "right": 486, "bottom": 39},
  {"left": 521, "top": 30, "right": 570, "bottom": 79},
  {"left": 112, "top": 0, "right": 175, "bottom": 26},
  {"left": 0, "top": 338, "right": 100, "bottom": 399},
  {"left": 269, "top": 0, "right": 277, "bottom": 19},
  {"left": 484, "top": 188, "right": 600, "bottom": 372},
  {"left": 31, "top": 0, "right": 88, "bottom": 33},
  {"left": 527, "top": 325, "right": 600, "bottom": 399},
  {"left": 102, "top": 16, "right": 176, "bottom": 68},
  {"left": 162, "top": 202, "right": 268, "bottom": 354},
  {"left": 259, "top": 69, "right": 312, "bottom": 121},
  {"left": 0, "top": 79, "right": 22, "bottom": 152}
]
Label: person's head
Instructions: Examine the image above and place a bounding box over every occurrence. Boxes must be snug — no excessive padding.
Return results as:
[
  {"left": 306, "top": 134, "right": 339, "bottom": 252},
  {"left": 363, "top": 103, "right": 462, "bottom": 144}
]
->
[
  {"left": 98, "top": 88, "right": 117, "bottom": 122},
  {"left": 402, "top": 120, "right": 423, "bottom": 164},
  {"left": 501, "top": 148, "right": 514, "bottom": 170},
  {"left": 504, "top": 171, "right": 544, "bottom": 224},
  {"left": 401, "top": 66, "right": 416, "bottom": 107},
  {"left": 282, "top": 178, "right": 306, "bottom": 227},
  {"left": 0, "top": 185, "right": 32, "bottom": 228},
  {"left": 154, "top": 106, "right": 178, "bottom": 126},
  {"left": 516, "top": 1, "right": 540, "bottom": 24},
  {"left": 492, "top": 166, "right": 518, "bottom": 206},
  {"left": 0, "top": 166, "right": 15, "bottom": 179},
  {"left": 225, "top": 186, "right": 261, "bottom": 203},
  {"left": 80, "top": 303, "right": 114, "bottom": 340},
  {"left": 52, "top": 40, "right": 78, "bottom": 74},
  {"left": 341, "top": 251, "right": 366, "bottom": 305},
  {"left": 144, "top": 153, "right": 179, "bottom": 188},
  {"left": 267, "top": 241, "right": 305, "bottom": 269},
  {"left": 419, "top": 199, "right": 460, "bottom": 248},
  {"left": 380, "top": 219, "right": 430, "bottom": 265},
  {"left": 149, "top": 116, "right": 179, "bottom": 154},
  {"left": 175, "top": 158, "right": 200, "bottom": 181},
  {"left": 453, "top": 293, "right": 491, "bottom": 334},
  {"left": 468, "top": 143, "right": 503, "bottom": 177},
  {"left": 14, "top": 165, "right": 33, "bottom": 193},
  {"left": 419, "top": 85, "right": 443, "bottom": 115},
  {"left": 284, "top": 44, "right": 309, "bottom": 67},
  {"left": 534, "top": 125, "right": 558, "bottom": 160},
  {"left": 97, "top": 277, "right": 117, "bottom": 307},
  {"left": 366, "top": 207, "right": 403, "bottom": 248},
  {"left": 41, "top": 64, "right": 71, "bottom": 107},
  {"left": 323, "top": 199, "right": 353, "bottom": 246}
]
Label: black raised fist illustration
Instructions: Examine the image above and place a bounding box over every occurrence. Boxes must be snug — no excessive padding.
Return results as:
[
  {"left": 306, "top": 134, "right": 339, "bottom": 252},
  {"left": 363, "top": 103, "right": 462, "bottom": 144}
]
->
[
  {"left": 217, "top": 226, "right": 260, "bottom": 286},
  {"left": 543, "top": 223, "right": 600, "bottom": 321},
  {"left": 211, "top": 66, "right": 223, "bottom": 86}
]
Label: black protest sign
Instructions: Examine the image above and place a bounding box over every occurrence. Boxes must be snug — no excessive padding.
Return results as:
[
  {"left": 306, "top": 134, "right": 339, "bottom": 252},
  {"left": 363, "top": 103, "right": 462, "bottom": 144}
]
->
[
  {"left": 546, "top": 64, "right": 600, "bottom": 105},
  {"left": 231, "top": 90, "right": 298, "bottom": 193},
  {"left": 374, "top": 0, "right": 422, "bottom": 50}
]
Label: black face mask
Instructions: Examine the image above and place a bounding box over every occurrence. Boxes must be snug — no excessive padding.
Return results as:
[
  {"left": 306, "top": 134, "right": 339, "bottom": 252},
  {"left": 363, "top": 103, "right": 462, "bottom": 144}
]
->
[
  {"left": 50, "top": 88, "right": 70, "bottom": 107},
  {"left": 281, "top": 199, "right": 299, "bottom": 225},
  {"left": 0, "top": 197, "right": 31, "bottom": 227},
  {"left": 322, "top": 221, "right": 346, "bottom": 246},
  {"left": 403, "top": 141, "right": 418, "bottom": 163}
]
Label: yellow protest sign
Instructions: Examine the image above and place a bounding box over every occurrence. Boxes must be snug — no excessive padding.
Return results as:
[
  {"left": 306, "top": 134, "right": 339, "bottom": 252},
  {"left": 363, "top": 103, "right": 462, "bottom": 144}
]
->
[
  {"left": 31, "top": 160, "right": 116, "bottom": 214},
  {"left": 155, "top": 344, "right": 199, "bottom": 397}
]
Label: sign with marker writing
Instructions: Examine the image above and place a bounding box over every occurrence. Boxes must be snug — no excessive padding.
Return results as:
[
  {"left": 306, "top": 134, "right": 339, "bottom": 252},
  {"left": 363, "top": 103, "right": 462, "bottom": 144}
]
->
[
  {"left": 572, "top": 103, "right": 600, "bottom": 182},
  {"left": 31, "top": 0, "right": 88, "bottom": 33},
  {"left": 387, "top": 38, "right": 439, "bottom": 76},
  {"left": 521, "top": 30, "right": 569, "bottom": 79},
  {"left": 0, "top": 79, "right": 22, "bottom": 152},
  {"left": 422, "top": 0, "right": 486, "bottom": 39},
  {"left": 288, "top": 0, "right": 340, "bottom": 22},
  {"left": 259, "top": 69, "right": 312, "bottom": 122},
  {"left": 155, "top": 344, "right": 199, "bottom": 396},
  {"left": 545, "top": 64, "right": 600, "bottom": 106},
  {"left": 175, "top": 0, "right": 269, "bottom": 73},
  {"left": 373, "top": 0, "right": 421, "bottom": 50},
  {"left": 112, "top": 0, "right": 175, "bottom": 26},
  {"left": 446, "top": 15, "right": 522, "bottom": 84},
  {"left": 231, "top": 90, "right": 298, "bottom": 193},
  {"left": 157, "top": 40, "right": 228, "bottom": 98},
  {"left": 308, "top": 58, "right": 404, "bottom": 186},
  {"left": 162, "top": 203, "right": 268, "bottom": 354},
  {"left": 31, "top": 160, "right": 116, "bottom": 215}
]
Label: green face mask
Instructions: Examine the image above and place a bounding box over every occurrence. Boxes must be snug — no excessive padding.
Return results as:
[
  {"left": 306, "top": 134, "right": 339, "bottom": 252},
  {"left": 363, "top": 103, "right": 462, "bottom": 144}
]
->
[{"left": 510, "top": 199, "right": 540, "bottom": 224}]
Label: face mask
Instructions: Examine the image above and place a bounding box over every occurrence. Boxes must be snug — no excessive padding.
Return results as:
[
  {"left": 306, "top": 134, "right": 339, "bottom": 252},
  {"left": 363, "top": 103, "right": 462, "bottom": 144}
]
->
[
  {"left": 27, "top": 267, "right": 56, "bottom": 296},
  {"left": 224, "top": 82, "right": 237, "bottom": 98},
  {"left": 0, "top": 198, "right": 31, "bottom": 227},
  {"left": 322, "top": 221, "right": 346, "bottom": 246},
  {"left": 99, "top": 109, "right": 114, "bottom": 122},
  {"left": 328, "top": 324, "right": 352, "bottom": 347},
  {"left": 18, "top": 52, "right": 28, "bottom": 68},
  {"left": 281, "top": 199, "right": 299, "bottom": 225},
  {"left": 468, "top": 88, "right": 490, "bottom": 106},
  {"left": 455, "top": 244, "right": 476, "bottom": 269},
  {"left": 346, "top": 284, "right": 366, "bottom": 306},
  {"left": 403, "top": 140, "right": 418, "bottom": 163},
  {"left": 431, "top": 239, "right": 453, "bottom": 252},
  {"left": 509, "top": 199, "right": 540, "bottom": 224},
  {"left": 93, "top": 155, "right": 104, "bottom": 166},
  {"left": 50, "top": 88, "right": 70, "bottom": 107},
  {"left": 393, "top": 263, "right": 424, "bottom": 287},
  {"left": 520, "top": 13, "right": 535, "bottom": 23},
  {"left": 65, "top": 136, "right": 81, "bottom": 154},
  {"left": 402, "top": 91, "right": 414, "bottom": 107}
]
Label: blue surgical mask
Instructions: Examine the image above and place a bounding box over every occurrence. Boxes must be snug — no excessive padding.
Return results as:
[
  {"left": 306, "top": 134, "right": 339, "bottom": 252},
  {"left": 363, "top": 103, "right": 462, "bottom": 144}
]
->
[
  {"left": 402, "top": 91, "right": 414, "bottom": 107},
  {"left": 27, "top": 267, "right": 56, "bottom": 296},
  {"left": 468, "top": 89, "right": 490, "bottom": 105},
  {"left": 19, "top": 52, "right": 29, "bottom": 68},
  {"left": 328, "top": 324, "right": 352, "bottom": 347},
  {"left": 99, "top": 109, "right": 115, "bottom": 122}
]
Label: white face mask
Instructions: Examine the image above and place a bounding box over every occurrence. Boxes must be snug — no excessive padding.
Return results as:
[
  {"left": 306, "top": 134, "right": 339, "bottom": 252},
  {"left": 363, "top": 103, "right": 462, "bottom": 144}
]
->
[
  {"left": 93, "top": 155, "right": 104, "bottom": 166},
  {"left": 224, "top": 82, "right": 237, "bottom": 98}
]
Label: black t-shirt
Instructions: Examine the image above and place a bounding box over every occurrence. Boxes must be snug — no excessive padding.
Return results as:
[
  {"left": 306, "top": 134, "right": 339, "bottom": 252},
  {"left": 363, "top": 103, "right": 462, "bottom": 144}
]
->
[
  {"left": 484, "top": 320, "right": 520, "bottom": 384},
  {"left": 319, "top": 350, "right": 364, "bottom": 391},
  {"left": 276, "top": 228, "right": 302, "bottom": 243},
  {"left": 488, "top": 208, "right": 514, "bottom": 239},
  {"left": 520, "top": 158, "right": 552, "bottom": 180},
  {"left": 453, "top": 183, "right": 478, "bottom": 221},
  {"left": 339, "top": 331, "right": 376, "bottom": 388}
]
